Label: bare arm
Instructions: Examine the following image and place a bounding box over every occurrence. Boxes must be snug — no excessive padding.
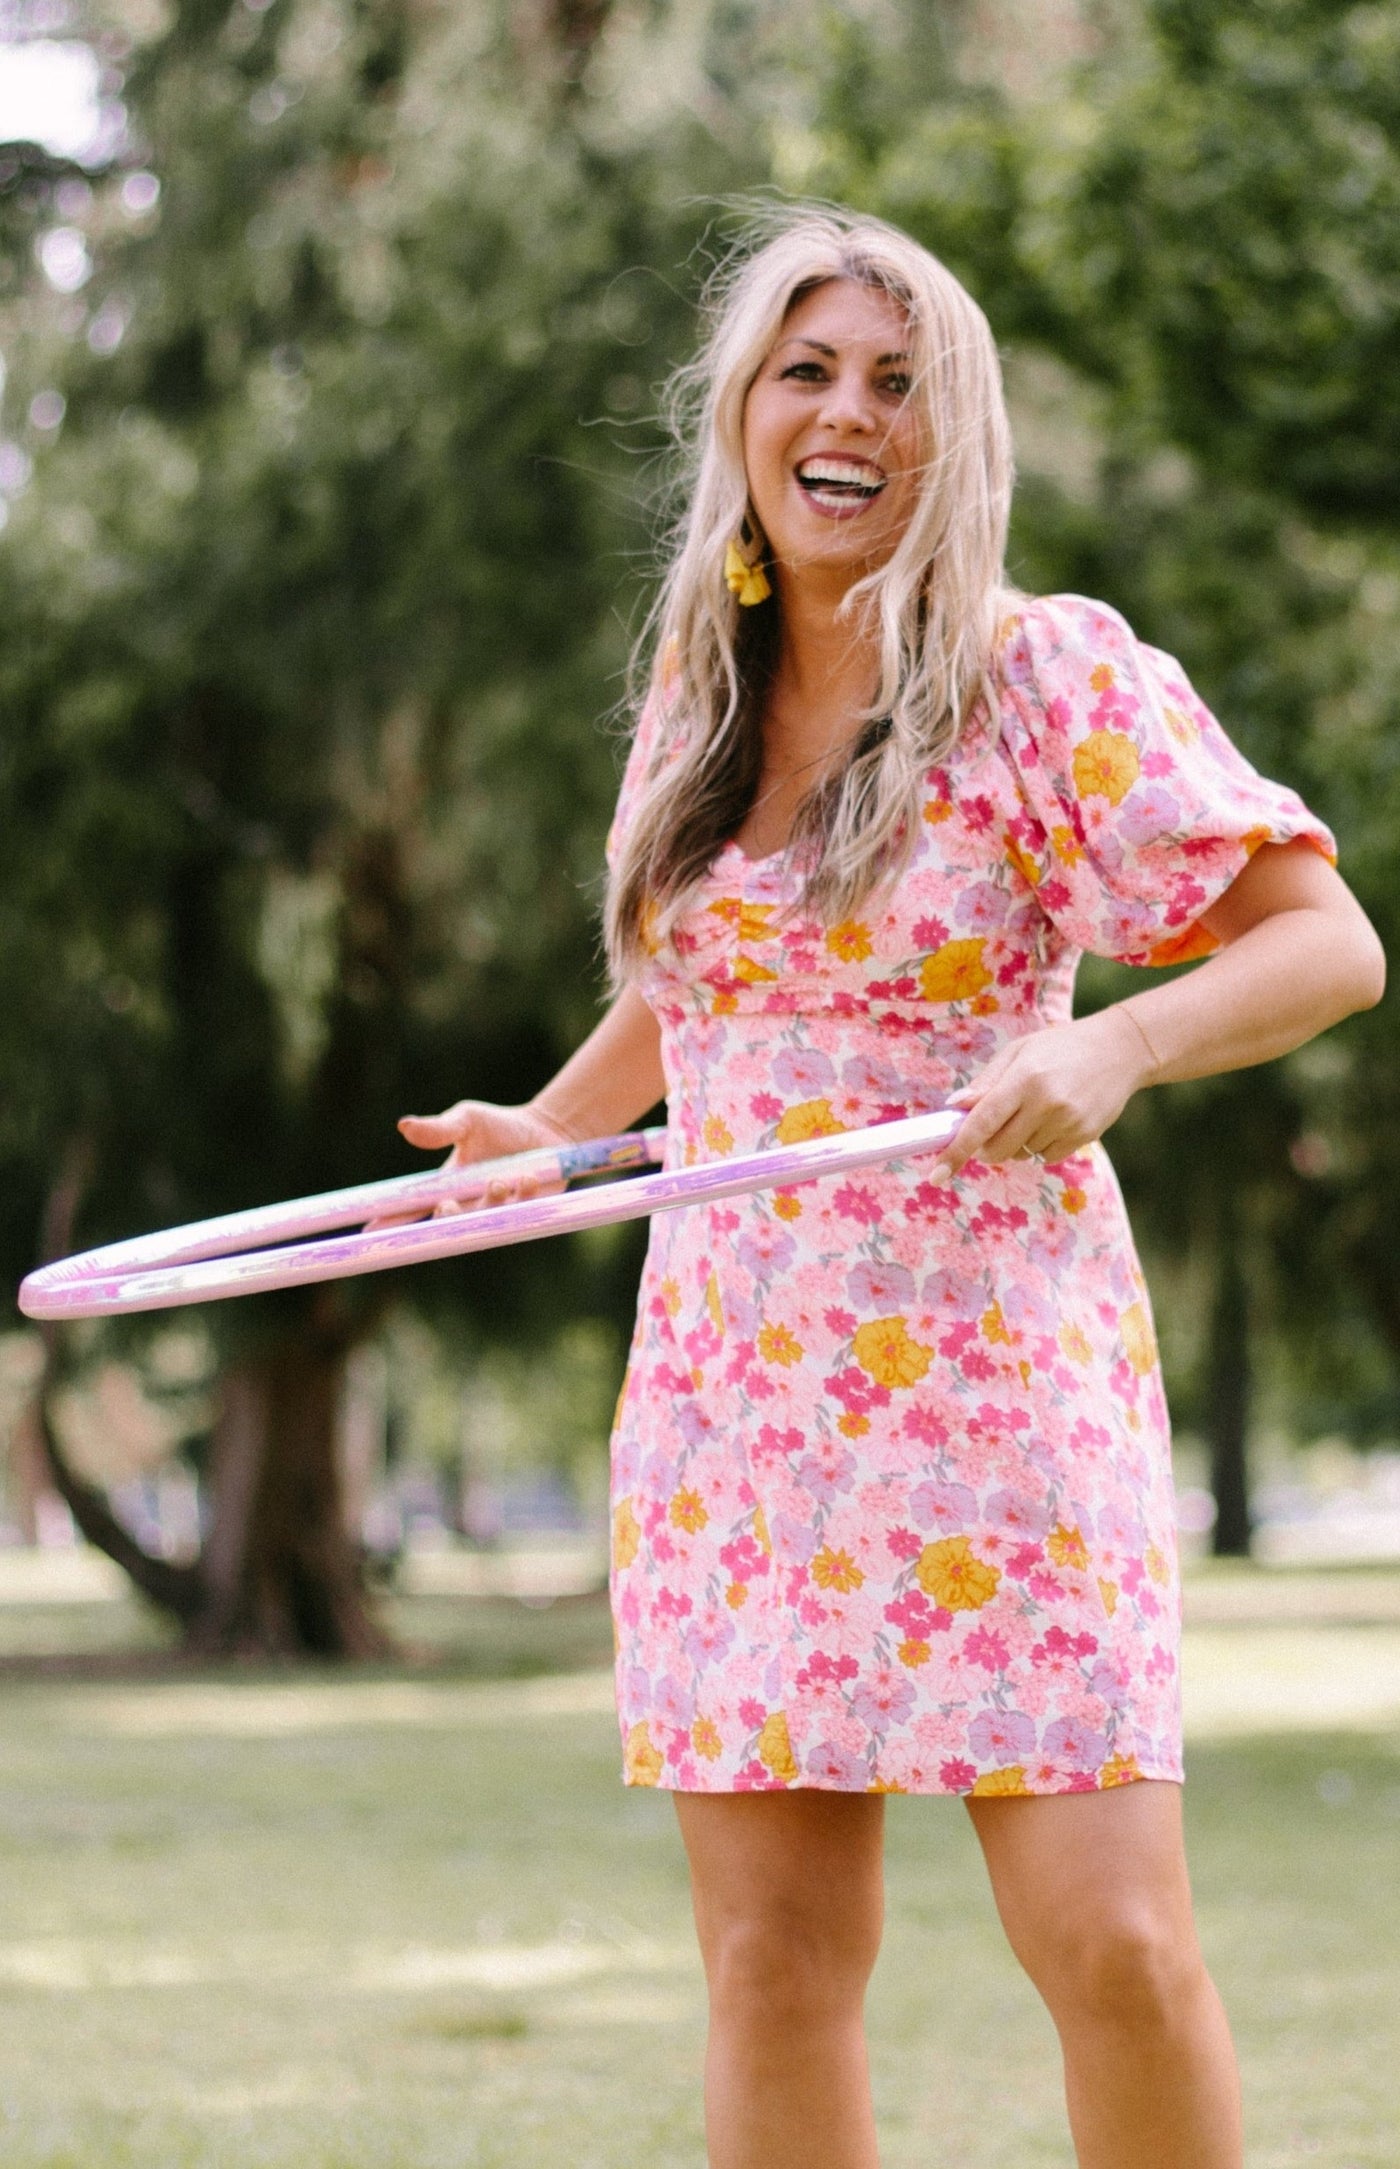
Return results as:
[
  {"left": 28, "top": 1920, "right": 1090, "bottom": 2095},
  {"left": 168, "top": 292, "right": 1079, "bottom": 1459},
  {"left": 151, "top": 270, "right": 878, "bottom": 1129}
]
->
[
  {"left": 396, "top": 980, "right": 665, "bottom": 1200},
  {"left": 938, "top": 841, "right": 1386, "bottom": 1173}
]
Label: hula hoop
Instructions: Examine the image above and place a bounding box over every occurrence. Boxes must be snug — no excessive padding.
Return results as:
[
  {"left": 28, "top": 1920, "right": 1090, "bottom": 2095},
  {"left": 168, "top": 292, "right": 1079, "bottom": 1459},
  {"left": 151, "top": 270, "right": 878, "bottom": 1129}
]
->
[{"left": 18, "top": 1109, "right": 963, "bottom": 1322}]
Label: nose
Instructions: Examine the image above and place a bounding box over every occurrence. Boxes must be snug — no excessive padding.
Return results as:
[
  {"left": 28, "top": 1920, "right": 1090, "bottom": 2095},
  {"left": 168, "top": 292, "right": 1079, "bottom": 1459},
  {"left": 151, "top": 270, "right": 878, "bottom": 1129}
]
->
[{"left": 817, "top": 364, "right": 878, "bottom": 434}]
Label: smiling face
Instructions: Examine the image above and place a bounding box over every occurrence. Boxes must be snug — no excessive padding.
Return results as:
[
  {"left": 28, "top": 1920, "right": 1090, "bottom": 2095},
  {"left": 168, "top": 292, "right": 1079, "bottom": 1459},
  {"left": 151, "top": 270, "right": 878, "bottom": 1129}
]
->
[{"left": 740, "top": 276, "right": 923, "bottom": 592}]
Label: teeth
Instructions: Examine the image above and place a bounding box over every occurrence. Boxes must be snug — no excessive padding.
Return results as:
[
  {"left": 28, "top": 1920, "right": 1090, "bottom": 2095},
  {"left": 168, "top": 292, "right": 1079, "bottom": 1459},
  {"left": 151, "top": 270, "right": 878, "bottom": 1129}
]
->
[{"left": 797, "top": 460, "right": 885, "bottom": 493}]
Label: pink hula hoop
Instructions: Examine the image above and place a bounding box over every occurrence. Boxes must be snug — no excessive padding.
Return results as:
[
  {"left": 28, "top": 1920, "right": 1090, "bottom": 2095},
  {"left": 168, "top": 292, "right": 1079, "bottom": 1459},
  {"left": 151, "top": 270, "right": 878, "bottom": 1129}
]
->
[{"left": 18, "top": 1110, "right": 963, "bottom": 1322}]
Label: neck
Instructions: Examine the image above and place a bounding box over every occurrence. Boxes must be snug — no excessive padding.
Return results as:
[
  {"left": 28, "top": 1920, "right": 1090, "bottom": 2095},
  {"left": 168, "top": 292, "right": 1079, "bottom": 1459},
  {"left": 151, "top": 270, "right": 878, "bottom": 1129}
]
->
[{"left": 765, "top": 564, "right": 882, "bottom": 763}]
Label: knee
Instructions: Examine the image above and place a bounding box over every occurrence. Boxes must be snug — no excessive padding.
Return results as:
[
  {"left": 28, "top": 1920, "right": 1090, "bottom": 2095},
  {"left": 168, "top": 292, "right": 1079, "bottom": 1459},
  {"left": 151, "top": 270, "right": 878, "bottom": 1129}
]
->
[
  {"left": 1018, "top": 1905, "right": 1205, "bottom": 2035},
  {"left": 702, "top": 1897, "right": 882, "bottom": 2027}
]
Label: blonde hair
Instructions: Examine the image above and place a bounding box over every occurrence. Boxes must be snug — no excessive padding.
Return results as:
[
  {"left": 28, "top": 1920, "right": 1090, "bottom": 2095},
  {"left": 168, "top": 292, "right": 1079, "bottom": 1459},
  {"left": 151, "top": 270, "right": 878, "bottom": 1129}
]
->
[{"left": 604, "top": 204, "right": 1015, "bottom": 979}]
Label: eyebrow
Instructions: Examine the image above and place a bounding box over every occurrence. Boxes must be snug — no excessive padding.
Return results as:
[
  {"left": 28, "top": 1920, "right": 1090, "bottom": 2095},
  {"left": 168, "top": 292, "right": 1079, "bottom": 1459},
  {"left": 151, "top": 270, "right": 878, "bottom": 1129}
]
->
[{"left": 775, "top": 337, "right": 912, "bottom": 365}]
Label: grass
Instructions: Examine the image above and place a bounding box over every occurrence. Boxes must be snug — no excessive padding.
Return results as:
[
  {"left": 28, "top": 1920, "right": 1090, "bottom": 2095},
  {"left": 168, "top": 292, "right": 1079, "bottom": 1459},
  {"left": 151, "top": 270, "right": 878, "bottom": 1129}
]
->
[{"left": 0, "top": 1576, "right": 1394, "bottom": 2165}]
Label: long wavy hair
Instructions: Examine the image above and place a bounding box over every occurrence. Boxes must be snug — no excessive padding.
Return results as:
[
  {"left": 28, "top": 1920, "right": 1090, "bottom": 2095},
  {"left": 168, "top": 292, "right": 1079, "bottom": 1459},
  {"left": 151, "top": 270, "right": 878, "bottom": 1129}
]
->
[{"left": 604, "top": 206, "right": 1016, "bottom": 980}]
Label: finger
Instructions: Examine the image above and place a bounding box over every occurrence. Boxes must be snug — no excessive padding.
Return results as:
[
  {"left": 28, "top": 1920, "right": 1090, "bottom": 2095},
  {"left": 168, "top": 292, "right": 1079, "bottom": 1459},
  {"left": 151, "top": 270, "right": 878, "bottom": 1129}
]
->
[
  {"left": 938, "top": 1094, "right": 1032, "bottom": 1172},
  {"left": 398, "top": 1112, "right": 470, "bottom": 1149}
]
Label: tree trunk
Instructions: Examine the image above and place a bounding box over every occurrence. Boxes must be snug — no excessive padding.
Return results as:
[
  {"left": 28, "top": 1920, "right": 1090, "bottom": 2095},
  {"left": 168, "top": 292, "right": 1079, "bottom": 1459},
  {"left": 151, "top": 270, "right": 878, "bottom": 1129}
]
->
[
  {"left": 1206, "top": 1202, "right": 1253, "bottom": 1558},
  {"left": 188, "top": 1338, "right": 391, "bottom": 1658}
]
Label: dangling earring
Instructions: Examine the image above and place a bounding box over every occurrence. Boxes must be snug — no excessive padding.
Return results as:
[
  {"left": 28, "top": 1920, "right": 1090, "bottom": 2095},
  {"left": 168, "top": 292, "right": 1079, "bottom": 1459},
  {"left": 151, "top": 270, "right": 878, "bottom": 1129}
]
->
[{"left": 724, "top": 533, "right": 771, "bottom": 607}]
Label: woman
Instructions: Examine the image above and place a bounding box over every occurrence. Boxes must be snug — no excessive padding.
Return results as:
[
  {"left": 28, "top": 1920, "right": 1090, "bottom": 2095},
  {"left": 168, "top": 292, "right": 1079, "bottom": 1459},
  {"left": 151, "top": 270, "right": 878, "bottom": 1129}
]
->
[{"left": 399, "top": 210, "right": 1384, "bottom": 2169}]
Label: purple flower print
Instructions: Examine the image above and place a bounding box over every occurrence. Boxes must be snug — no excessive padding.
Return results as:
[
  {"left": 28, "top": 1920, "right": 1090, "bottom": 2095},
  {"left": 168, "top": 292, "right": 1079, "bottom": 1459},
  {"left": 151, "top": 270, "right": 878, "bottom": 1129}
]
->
[
  {"left": 772, "top": 1512, "right": 821, "bottom": 1565},
  {"left": 1042, "top": 1718, "right": 1109, "bottom": 1767},
  {"left": 772, "top": 1047, "right": 837, "bottom": 1098},
  {"left": 794, "top": 1441, "right": 859, "bottom": 1504},
  {"left": 683, "top": 1607, "right": 735, "bottom": 1668},
  {"left": 806, "top": 1740, "right": 869, "bottom": 1788},
  {"left": 953, "top": 881, "right": 1008, "bottom": 933},
  {"left": 985, "top": 1489, "right": 1053, "bottom": 1540},
  {"left": 920, "top": 1267, "right": 987, "bottom": 1318},
  {"left": 909, "top": 1479, "right": 979, "bottom": 1532},
  {"left": 851, "top": 1666, "right": 917, "bottom": 1732},
  {"left": 652, "top": 1672, "right": 696, "bottom": 1731},
  {"left": 968, "top": 1709, "right": 1036, "bottom": 1761},
  {"left": 841, "top": 1051, "right": 907, "bottom": 1099},
  {"left": 737, "top": 1224, "right": 797, "bottom": 1279},
  {"left": 847, "top": 1259, "right": 918, "bottom": 1312},
  {"left": 1115, "top": 784, "right": 1182, "bottom": 848}
]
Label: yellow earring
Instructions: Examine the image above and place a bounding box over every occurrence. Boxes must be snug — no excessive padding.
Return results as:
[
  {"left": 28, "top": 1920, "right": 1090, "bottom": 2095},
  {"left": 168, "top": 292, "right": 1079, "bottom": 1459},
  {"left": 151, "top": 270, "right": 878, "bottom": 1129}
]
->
[{"left": 724, "top": 537, "right": 772, "bottom": 607}]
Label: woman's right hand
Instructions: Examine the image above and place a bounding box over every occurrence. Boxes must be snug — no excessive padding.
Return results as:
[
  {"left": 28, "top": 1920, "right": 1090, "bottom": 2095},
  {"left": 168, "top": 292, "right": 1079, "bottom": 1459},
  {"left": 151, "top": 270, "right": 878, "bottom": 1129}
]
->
[{"left": 370, "top": 1100, "right": 577, "bottom": 1226}]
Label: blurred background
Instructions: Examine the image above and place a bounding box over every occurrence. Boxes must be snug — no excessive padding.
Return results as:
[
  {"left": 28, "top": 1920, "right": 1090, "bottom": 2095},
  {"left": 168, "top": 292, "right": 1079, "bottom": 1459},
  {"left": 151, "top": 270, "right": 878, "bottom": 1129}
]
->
[{"left": 1, "top": 5, "right": 1399, "bottom": 2165}]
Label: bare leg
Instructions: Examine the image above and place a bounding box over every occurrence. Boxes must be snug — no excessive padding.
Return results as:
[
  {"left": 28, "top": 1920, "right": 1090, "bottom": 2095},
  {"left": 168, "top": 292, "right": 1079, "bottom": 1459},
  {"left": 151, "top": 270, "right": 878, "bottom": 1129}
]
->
[
  {"left": 675, "top": 1790, "right": 885, "bottom": 2169},
  {"left": 967, "top": 1780, "right": 1242, "bottom": 2169}
]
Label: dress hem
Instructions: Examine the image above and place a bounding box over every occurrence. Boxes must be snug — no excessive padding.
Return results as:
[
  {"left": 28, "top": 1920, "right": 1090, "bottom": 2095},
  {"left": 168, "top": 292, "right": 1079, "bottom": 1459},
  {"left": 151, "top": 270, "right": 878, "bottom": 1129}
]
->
[{"left": 620, "top": 1761, "right": 1184, "bottom": 1799}]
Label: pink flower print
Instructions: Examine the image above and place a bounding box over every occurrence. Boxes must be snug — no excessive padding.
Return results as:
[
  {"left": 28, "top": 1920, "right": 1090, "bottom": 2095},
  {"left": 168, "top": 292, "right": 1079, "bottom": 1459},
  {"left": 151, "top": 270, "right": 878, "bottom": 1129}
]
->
[
  {"left": 754, "top": 1422, "right": 805, "bottom": 1464},
  {"left": 903, "top": 1180, "right": 961, "bottom": 1224},
  {"left": 1042, "top": 1717, "right": 1108, "bottom": 1767},
  {"left": 738, "top": 1697, "right": 767, "bottom": 1731},
  {"left": 1028, "top": 1570, "right": 1063, "bottom": 1604},
  {"left": 824, "top": 1306, "right": 858, "bottom": 1338},
  {"left": 940, "top": 1758, "right": 978, "bottom": 1791},
  {"left": 831, "top": 1183, "right": 884, "bottom": 1226},
  {"left": 719, "top": 1534, "right": 770, "bottom": 1581},
  {"left": 901, "top": 1403, "right": 951, "bottom": 1449},
  {"left": 846, "top": 1260, "right": 918, "bottom": 1313},
  {"left": 964, "top": 1625, "right": 1012, "bottom": 1673},
  {"left": 806, "top": 1740, "right": 868, "bottom": 1787},
  {"left": 938, "top": 1319, "right": 979, "bottom": 1363},
  {"left": 736, "top": 1224, "right": 797, "bottom": 1279},
  {"left": 959, "top": 1347, "right": 998, "bottom": 1383},
  {"left": 797, "top": 1651, "right": 861, "bottom": 1686},
  {"left": 884, "top": 1590, "right": 952, "bottom": 1638},
  {"left": 750, "top": 1091, "right": 783, "bottom": 1122},
  {"left": 885, "top": 1526, "right": 924, "bottom": 1562},
  {"left": 655, "top": 1587, "right": 693, "bottom": 1620},
  {"left": 851, "top": 1667, "right": 917, "bottom": 1732},
  {"left": 734, "top": 1760, "right": 785, "bottom": 1792},
  {"left": 772, "top": 1047, "right": 837, "bottom": 1098},
  {"left": 911, "top": 915, "right": 950, "bottom": 950},
  {"left": 968, "top": 1710, "right": 1035, "bottom": 1761}
]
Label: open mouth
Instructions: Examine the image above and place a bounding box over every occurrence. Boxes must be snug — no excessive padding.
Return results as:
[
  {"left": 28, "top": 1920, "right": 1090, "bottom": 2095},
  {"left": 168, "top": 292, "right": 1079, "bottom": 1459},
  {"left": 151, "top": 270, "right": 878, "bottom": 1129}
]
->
[{"left": 794, "top": 457, "right": 887, "bottom": 516}]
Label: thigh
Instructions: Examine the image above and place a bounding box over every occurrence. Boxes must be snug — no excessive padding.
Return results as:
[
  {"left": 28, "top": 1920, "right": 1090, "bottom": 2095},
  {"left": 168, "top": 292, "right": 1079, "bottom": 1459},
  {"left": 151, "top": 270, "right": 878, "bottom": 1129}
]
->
[
  {"left": 676, "top": 1792, "right": 885, "bottom": 1958},
  {"left": 966, "top": 1780, "right": 1197, "bottom": 1968}
]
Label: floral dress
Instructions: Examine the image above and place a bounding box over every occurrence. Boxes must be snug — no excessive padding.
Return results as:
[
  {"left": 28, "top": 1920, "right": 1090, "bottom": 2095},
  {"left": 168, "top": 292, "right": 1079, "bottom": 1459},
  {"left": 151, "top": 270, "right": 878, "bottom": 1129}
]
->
[{"left": 605, "top": 593, "right": 1335, "bottom": 1796}]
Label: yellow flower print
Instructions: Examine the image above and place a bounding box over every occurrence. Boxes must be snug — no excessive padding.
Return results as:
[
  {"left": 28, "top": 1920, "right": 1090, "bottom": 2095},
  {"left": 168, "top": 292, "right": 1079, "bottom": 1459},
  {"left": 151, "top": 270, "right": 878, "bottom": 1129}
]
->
[
  {"left": 1088, "top": 661, "right": 1115, "bottom": 693},
  {"left": 1097, "top": 1576, "right": 1119, "bottom": 1617},
  {"left": 625, "top": 1721, "right": 664, "bottom": 1787},
  {"left": 752, "top": 1506, "right": 772, "bottom": 1556},
  {"left": 1072, "top": 729, "right": 1141, "bottom": 807},
  {"left": 612, "top": 1496, "right": 641, "bottom": 1572},
  {"left": 1004, "top": 831, "right": 1042, "bottom": 888},
  {"left": 660, "top": 1276, "right": 681, "bottom": 1317},
  {"left": 825, "top": 920, "right": 874, "bottom": 962},
  {"left": 1058, "top": 1322, "right": 1093, "bottom": 1366},
  {"left": 1145, "top": 1543, "right": 1171, "bottom": 1587},
  {"left": 919, "top": 938, "right": 993, "bottom": 1004},
  {"left": 733, "top": 955, "right": 780, "bottom": 984},
  {"left": 1047, "top": 1522, "right": 1089, "bottom": 1572},
  {"left": 1163, "top": 701, "right": 1200, "bottom": 747},
  {"left": 726, "top": 1582, "right": 748, "bottom": 1609},
  {"left": 981, "top": 1302, "right": 1013, "bottom": 1346},
  {"left": 852, "top": 1316, "right": 934, "bottom": 1390},
  {"left": 712, "top": 989, "right": 738, "bottom": 1015},
  {"left": 1050, "top": 823, "right": 1084, "bottom": 866},
  {"left": 916, "top": 1535, "right": 1002, "bottom": 1611},
  {"left": 869, "top": 1777, "right": 907, "bottom": 1794},
  {"left": 898, "top": 1638, "right": 931, "bottom": 1668},
  {"left": 922, "top": 796, "right": 953, "bottom": 825},
  {"left": 773, "top": 1191, "right": 803, "bottom": 1220},
  {"left": 811, "top": 1545, "right": 865, "bottom": 1594},
  {"left": 703, "top": 1115, "right": 734, "bottom": 1156},
  {"left": 837, "top": 1411, "right": 871, "bottom": 1438},
  {"left": 758, "top": 1322, "right": 804, "bottom": 1368},
  {"left": 775, "top": 1098, "right": 847, "bottom": 1144},
  {"left": 668, "top": 1487, "right": 708, "bottom": 1535},
  {"left": 1060, "top": 1184, "right": 1087, "bottom": 1214},
  {"left": 705, "top": 1272, "right": 725, "bottom": 1335},
  {"left": 1100, "top": 1752, "right": 1142, "bottom": 1788},
  {"left": 692, "top": 1716, "right": 723, "bottom": 1762},
  {"left": 1120, "top": 1301, "right": 1157, "bottom": 1376},
  {"left": 972, "top": 1766, "right": 1031, "bottom": 1797},
  {"left": 757, "top": 1711, "right": 798, "bottom": 1784},
  {"left": 707, "top": 897, "right": 779, "bottom": 942},
  {"left": 637, "top": 898, "right": 662, "bottom": 956}
]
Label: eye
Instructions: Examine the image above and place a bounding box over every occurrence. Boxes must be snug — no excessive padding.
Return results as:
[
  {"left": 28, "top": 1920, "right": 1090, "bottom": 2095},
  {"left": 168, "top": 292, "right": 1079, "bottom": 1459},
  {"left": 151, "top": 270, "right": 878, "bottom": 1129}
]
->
[
  {"left": 882, "top": 372, "right": 912, "bottom": 398},
  {"left": 778, "top": 360, "right": 827, "bottom": 382}
]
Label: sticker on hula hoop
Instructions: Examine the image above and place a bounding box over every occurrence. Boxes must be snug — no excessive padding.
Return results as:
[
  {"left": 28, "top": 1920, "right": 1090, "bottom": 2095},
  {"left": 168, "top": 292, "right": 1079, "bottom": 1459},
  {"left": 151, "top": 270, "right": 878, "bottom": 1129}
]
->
[{"left": 18, "top": 1110, "right": 964, "bottom": 1321}]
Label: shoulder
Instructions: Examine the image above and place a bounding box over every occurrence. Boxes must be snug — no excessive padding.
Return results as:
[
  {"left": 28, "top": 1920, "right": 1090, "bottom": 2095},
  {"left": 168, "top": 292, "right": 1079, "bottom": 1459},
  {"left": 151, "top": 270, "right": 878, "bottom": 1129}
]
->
[{"left": 991, "top": 592, "right": 1139, "bottom": 693}]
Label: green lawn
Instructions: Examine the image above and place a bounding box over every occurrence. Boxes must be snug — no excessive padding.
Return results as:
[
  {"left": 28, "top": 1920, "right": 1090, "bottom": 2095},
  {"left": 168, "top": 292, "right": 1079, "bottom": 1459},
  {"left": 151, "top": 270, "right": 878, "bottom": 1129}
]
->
[{"left": 0, "top": 1579, "right": 1395, "bottom": 2166}]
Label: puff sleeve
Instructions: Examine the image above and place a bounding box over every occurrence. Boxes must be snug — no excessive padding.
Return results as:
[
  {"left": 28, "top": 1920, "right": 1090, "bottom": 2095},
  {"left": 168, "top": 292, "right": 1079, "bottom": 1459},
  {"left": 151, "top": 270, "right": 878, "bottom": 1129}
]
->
[{"left": 996, "top": 594, "right": 1337, "bottom": 967}]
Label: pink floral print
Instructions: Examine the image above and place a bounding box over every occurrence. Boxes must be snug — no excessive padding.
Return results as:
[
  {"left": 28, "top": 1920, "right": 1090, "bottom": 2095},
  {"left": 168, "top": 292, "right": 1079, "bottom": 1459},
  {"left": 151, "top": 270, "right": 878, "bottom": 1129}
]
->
[{"left": 606, "top": 594, "right": 1336, "bottom": 1796}]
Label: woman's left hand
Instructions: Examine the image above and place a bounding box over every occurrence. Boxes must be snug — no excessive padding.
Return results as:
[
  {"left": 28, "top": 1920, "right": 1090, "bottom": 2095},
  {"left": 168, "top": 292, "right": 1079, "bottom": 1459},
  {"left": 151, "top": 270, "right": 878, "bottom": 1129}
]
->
[{"left": 933, "top": 1009, "right": 1157, "bottom": 1175}]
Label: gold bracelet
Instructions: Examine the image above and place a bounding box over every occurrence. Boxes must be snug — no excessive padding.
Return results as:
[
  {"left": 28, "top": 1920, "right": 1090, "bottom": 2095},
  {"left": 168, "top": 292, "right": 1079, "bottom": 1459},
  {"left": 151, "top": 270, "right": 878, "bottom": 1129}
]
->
[{"left": 1116, "top": 1004, "right": 1163, "bottom": 1079}]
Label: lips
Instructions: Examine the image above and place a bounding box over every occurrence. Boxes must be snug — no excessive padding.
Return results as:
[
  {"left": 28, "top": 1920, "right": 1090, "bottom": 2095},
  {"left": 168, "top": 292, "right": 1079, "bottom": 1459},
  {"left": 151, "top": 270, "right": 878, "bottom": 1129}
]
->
[{"left": 794, "top": 455, "right": 887, "bottom": 517}]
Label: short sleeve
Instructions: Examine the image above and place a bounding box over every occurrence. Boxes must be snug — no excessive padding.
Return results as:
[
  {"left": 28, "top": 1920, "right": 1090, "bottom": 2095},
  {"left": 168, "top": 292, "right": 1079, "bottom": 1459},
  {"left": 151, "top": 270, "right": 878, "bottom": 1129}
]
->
[{"left": 996, "top": 594, "right": 1338, "bottom": 967}]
